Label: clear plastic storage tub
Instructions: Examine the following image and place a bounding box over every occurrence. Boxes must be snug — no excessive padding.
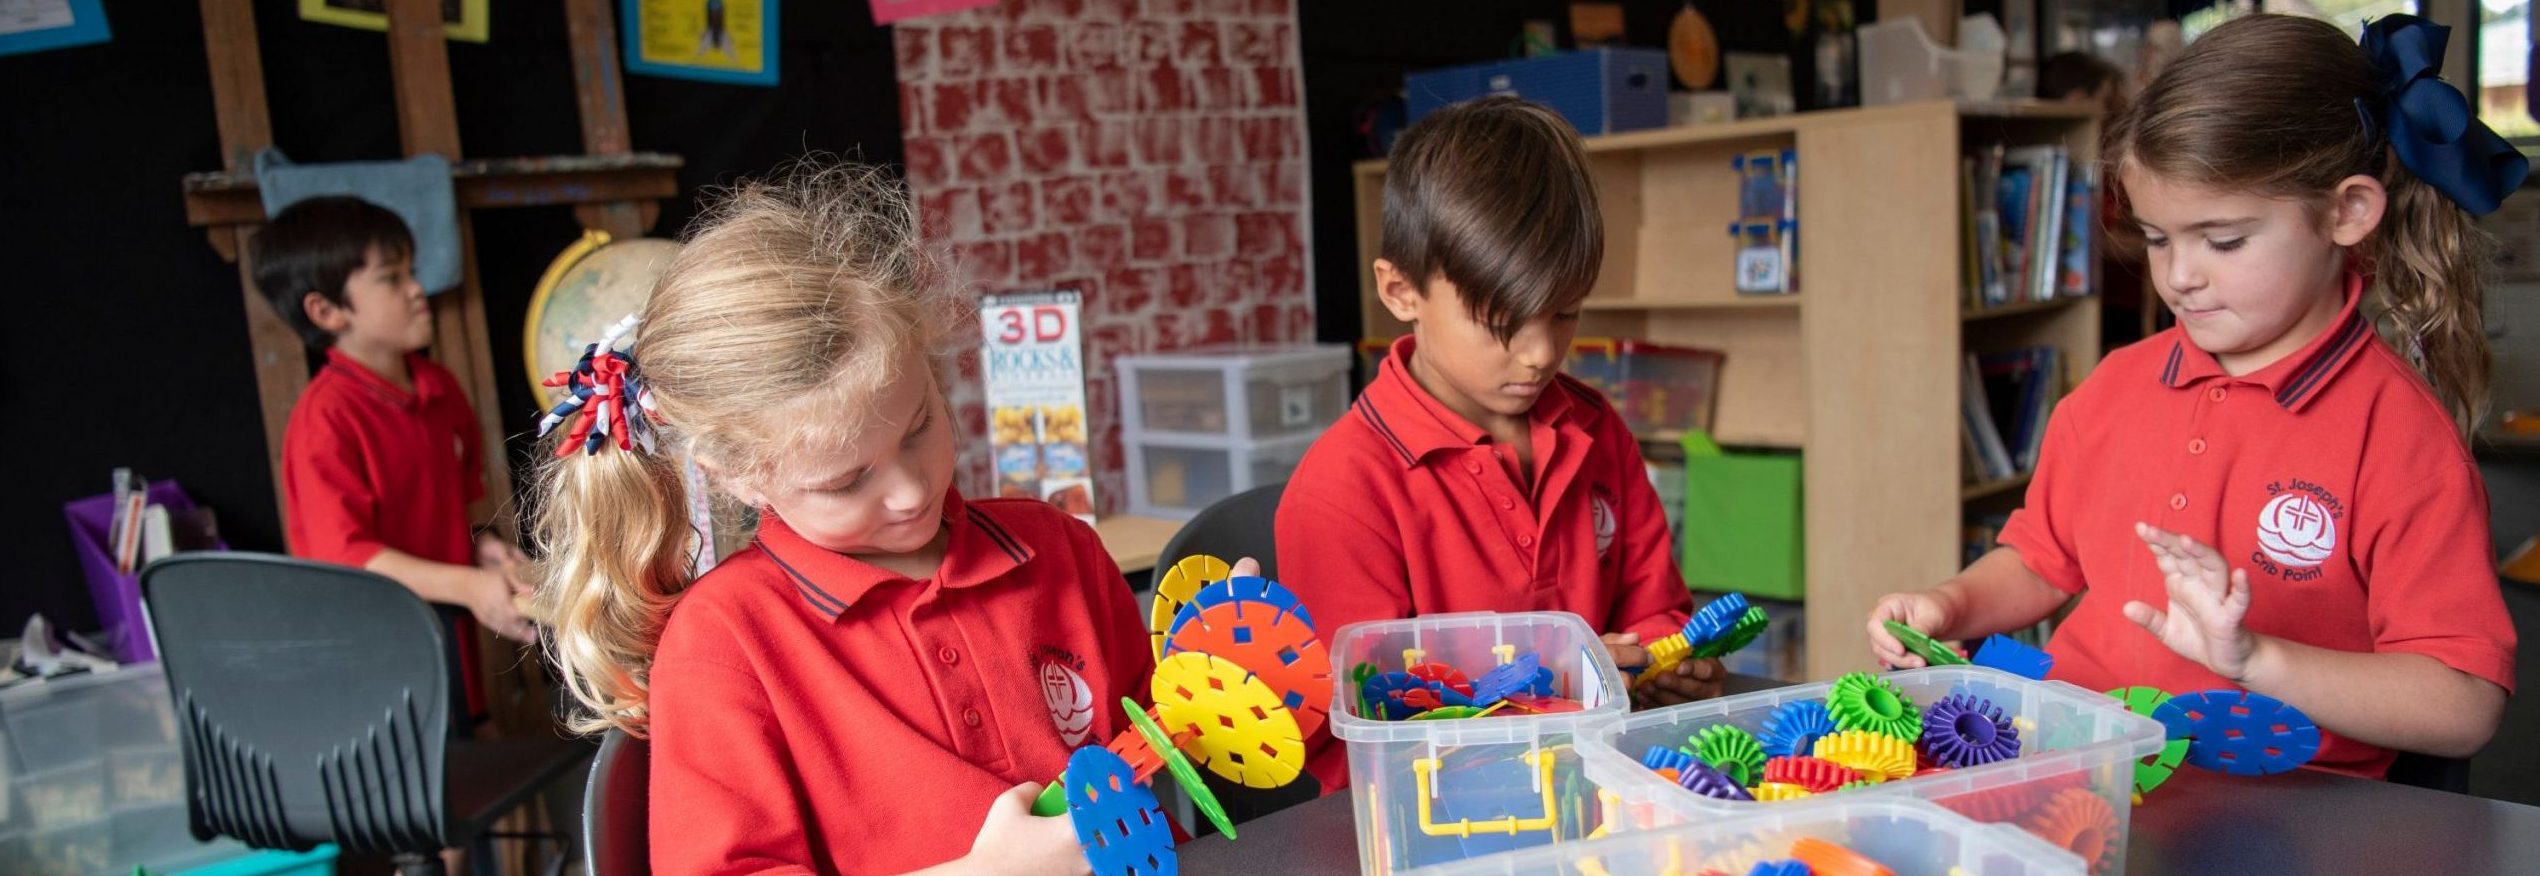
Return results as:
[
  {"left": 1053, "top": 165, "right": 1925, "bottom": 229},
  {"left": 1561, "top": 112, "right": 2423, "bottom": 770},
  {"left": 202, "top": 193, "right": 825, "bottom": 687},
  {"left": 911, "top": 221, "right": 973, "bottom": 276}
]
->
[
  {"left": 1405, "top": 796, "right": 2084, "bottom": 876},
  {"left": 1577, "top": 666, "right": 2163, "bottom": 875},
  {"left": 1329, "top": 611, "right": 1629, "bottom": 874}
]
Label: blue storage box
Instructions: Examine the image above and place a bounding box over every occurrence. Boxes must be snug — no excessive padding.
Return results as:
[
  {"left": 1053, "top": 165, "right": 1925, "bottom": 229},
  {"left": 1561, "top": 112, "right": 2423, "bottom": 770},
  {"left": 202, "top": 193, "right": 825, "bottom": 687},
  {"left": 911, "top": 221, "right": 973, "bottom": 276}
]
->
[{"left": 1404, "top": 48, "right": 1670, "bottom": 137}]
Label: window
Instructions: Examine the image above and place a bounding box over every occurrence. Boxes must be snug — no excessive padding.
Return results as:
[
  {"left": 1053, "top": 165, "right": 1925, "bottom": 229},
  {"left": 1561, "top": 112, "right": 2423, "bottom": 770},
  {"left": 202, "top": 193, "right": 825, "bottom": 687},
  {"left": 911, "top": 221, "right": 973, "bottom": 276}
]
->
[{"left": 2478, "top": 1, "right": 2536, "bottom": 139}]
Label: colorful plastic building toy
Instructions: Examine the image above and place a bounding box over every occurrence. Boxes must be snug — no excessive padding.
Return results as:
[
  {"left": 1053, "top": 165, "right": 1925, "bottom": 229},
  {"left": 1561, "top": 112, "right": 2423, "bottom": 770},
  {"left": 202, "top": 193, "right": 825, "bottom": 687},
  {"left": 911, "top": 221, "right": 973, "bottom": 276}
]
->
[
  {"left": 1970, "top": 634, "right": 2053, "bottom": 680},
  {"left": 1826, "top": 672, "right": 1922, "bottom": 741},
  {"left": 1691, "top": 724, "right": 1766, "bottom": 787},
  {"left": 1882, "top": 620, "right": 1969, "bottom": 666},
  {"left": 1758, "top": 700, "right": 1839, "bottom": 758},
  {"left": 1918, "top": 693, "right": 2021, "bottom": 768},
  {"left": 2106, "top": 687, "right": 2191, "bottom": 796},
  {"left": 1062, "top": 746, "right": 1174, "bottom": 876},
  {"left": 2155, "top": 689, "right": 2321, "bottom": 775}
]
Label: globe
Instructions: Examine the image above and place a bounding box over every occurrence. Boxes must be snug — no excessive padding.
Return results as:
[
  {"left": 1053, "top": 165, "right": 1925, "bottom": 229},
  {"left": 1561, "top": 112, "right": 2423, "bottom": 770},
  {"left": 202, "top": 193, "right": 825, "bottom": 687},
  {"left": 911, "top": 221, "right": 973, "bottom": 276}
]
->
[{"left": 522, "top": 231, "right": 681, "bottom": 399}]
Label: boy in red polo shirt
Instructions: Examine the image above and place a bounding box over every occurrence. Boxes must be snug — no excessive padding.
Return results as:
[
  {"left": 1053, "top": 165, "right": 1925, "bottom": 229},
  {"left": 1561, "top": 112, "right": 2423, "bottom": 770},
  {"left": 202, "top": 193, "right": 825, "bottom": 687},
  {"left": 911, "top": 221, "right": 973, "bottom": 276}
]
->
[
  {"left": 1277, "top": 96, "right": 1723, "bottom": 792},
  {"left": 258, "top": 197, "right": 534, "bottom": 728},
  {"left": 1869, "top": 15, "right": 2517, "bottom": 779}
]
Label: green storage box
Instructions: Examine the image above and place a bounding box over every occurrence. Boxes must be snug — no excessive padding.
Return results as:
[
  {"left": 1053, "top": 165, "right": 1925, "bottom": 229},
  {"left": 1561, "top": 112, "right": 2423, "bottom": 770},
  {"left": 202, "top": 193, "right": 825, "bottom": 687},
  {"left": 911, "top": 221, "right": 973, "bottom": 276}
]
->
[{"left": 1677, "top": 432, "right": 1804, "bottom": 600}]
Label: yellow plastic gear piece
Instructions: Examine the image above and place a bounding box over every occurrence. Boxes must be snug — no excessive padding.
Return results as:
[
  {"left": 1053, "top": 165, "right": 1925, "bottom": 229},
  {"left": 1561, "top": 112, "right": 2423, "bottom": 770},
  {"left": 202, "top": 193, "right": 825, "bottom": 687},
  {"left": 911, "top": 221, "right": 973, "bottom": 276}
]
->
[
  {"left": 1151, "top": 651, "right": 1306, "bottom": 789},
  {"left": 1148, "top": 555, "right": 1231, "bottom": 661},
  {"left": 1643, "top": 633, "right": 1692, "bottom": 672},
  {"left": 1812, "top": 730, "right": 1917, "bottom": 783},
  {"left": 1750, "top": 781, "right": 1815, "bottom": 802}
]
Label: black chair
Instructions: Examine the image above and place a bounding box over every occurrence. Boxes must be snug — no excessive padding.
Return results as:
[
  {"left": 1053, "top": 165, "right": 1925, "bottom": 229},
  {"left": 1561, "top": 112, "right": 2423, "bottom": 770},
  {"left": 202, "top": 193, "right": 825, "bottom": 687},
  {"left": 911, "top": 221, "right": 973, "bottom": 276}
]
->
[
  {"left": 141, "top": 553, "right": 594, "bottom": 876},
  {"left": 1152, "top": 482, "right": 1285, "bottom": 590},
  {"left": 1150, "top": 483, "right": 1325, "bottom": 826},
  {"left": 2388, "top": 751, "right": 2471, "bottom": 794},
  {"left": 583, "top": 729, "right": 651, "bottom": 876}
]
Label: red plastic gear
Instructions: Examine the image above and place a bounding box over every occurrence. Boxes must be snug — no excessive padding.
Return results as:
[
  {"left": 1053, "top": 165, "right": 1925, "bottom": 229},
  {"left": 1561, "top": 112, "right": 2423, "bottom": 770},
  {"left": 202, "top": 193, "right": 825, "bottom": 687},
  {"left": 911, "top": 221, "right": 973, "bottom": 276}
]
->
[
  {"left": 2022, "top": 787, "right": 2119, "bottom": 875},
  {"left": 1761, "top": 755, "right": 1859, "bottom": 793},
  {"left": 1406, "top": 661, "right": 1475, "bottom": 696}
]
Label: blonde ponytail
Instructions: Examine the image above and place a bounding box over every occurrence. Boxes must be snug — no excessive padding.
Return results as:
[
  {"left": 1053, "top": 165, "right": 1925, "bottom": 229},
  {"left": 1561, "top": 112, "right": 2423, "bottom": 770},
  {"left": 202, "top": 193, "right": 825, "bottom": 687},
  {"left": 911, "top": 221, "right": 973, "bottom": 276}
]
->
[{"left": 533, "top": 438, "right": 696, "bottom": 736}]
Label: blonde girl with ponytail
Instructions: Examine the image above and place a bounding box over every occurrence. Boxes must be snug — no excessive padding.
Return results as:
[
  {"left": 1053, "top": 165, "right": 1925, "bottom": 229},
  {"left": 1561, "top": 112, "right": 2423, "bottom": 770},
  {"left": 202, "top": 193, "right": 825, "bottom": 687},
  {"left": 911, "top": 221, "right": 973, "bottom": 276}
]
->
[
  {"left": 1868, "top": 13, "right": 2522, "bottom": 785},
  {"left": 532, "top": 163, "right": 1151, "bottom": 875}
]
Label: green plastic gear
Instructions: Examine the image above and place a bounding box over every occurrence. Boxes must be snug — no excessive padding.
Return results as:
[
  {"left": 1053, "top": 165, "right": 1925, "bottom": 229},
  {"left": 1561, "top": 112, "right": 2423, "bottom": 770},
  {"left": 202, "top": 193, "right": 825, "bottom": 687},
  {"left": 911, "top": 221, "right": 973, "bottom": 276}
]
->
[
  {"left": 1349, "top": 662, "right": 1381, "bottom": 719},
  {"left": 1690, "top": 724, "right": 1768, "bottom": 787},
  {"left": 1408, "top": 705, "right": 1487, "bottom": 721},
  {"left": 1882, "top": 620, "right": 1969, "bottom": 666},
  {"left": 1827, "top": 671, "right": 1922, "bottom": 741},
  {"left": 2107, "top": 687, "right": 2191, "bottom": 796},
  {"left": 1692, "top": 607, "right": 1771, "bottom": 659},
  {"left": 1836, "top": 780, "right": 1875, "bottom": 791}
]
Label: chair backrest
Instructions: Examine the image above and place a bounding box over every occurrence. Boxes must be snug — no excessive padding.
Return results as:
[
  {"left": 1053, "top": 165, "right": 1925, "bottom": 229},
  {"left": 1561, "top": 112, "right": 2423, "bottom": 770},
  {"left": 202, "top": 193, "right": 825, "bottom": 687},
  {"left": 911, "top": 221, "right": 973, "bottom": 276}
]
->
[
  {"left": 1153, "top": 483, "right": 1285, "bottom": 590},
  {"left": 583, "top": 729, "right": 653, "bottom": 876},
  {"left": 140, "top": 553, "right": 453, "bottom": 855},
  {"left": 2387, "top": 750, "right": 2471, "bottom": 794}
]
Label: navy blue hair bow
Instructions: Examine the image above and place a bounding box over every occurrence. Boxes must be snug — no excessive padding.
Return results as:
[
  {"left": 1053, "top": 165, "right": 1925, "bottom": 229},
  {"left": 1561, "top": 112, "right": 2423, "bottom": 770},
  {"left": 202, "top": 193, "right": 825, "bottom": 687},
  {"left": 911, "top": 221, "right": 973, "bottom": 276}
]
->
[{"left": 2360, "top": 14, "right": 2529, "bottom": 216}]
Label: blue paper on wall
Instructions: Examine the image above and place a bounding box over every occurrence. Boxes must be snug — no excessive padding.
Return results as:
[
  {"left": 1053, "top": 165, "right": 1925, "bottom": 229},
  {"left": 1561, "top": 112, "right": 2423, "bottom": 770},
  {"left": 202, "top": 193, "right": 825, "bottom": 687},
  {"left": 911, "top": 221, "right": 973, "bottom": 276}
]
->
[{"left": 253, "top": 150, "right": 462, "bottom": 294}]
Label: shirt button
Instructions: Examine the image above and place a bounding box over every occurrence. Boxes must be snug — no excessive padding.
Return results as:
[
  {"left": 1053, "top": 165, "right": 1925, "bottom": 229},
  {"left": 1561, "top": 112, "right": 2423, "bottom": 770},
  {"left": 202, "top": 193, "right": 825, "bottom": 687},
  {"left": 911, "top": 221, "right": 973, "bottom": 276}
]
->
[
  {"left": 938, "top": 646, "right": 960, "bottom": 665},
  {"left": 2169, "top": 493, "right": 2188, "bottom": 510},
  {"left": 2188, "top": 438, "right": 2207, "bottom": 455},
  {"left": 1465, "top": 460, "right": 1482, "bottom": 474},
  {"left": 1498, "top": 496, "right": 1515, "bottom": 510},
  {"left": 2208, "top": 387, "right": 2228, "bottom": 403},
  {"left": 1518, "top": 535, "right": 1534, "bottom": 548},
  {"left": 962, "top": 708, "right": 982, "bottom": 728}
]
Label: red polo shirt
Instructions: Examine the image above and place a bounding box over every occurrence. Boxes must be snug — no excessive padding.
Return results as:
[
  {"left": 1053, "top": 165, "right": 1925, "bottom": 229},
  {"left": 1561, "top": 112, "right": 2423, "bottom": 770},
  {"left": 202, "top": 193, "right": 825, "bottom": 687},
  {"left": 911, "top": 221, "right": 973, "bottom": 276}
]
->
[
  {"left": 1277, "top": 335, "right": 1694, "bottom": 790},
  {"left": 647, "top": 492, "right": 1154, "bottom": 875},
  {"left": 2000, "top": 275, "right": 2516, "bottom": 778},
  {"left": 281, "top": 347, "right": 487, "bottom": 717}
]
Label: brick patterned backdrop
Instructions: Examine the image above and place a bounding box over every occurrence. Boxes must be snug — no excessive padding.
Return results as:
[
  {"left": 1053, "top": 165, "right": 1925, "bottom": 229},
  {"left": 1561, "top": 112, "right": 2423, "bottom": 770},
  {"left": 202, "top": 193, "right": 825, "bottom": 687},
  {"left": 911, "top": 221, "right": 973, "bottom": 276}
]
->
[{"left": 895, "top": 0, "right": 1315, "bottom": 516}]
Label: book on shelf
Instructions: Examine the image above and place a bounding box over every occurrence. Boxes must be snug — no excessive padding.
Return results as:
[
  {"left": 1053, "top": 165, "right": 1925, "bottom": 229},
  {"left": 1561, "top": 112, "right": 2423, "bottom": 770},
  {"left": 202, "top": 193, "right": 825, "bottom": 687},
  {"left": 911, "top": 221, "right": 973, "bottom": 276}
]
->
[
  {"left": 1962, "top": 143, "right": 2094, "bottom": 310},
  {"left": 1962, "top": 346, "right": 2066, "bottom": 484}
]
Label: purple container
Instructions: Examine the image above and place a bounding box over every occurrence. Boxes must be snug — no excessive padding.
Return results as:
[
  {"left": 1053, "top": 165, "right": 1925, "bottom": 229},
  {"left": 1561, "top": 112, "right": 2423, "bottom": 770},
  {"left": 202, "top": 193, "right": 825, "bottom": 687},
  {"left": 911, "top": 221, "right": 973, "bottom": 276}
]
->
[{"left": 61, "top": 481, "right": 223, "bottom": 663}]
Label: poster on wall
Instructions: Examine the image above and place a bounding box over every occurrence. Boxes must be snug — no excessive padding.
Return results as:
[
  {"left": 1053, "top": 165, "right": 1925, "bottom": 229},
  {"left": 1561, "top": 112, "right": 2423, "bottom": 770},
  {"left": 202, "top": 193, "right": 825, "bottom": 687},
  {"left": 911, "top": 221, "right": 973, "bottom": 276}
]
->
[
  {"left": 0, "top": 0, "right": 109, "bottom": 56},
  {"left": 297, "top": 0, "right": 489, "bottom": 44},
  {"left": 867, "top": 0, "right": 995, "bottom": 25},
  {"left": 980, "top": 289, "right": 1096, "bottom": 523},
  {"left": 623, "top": 0, "right": 778, "bottom": 86}
]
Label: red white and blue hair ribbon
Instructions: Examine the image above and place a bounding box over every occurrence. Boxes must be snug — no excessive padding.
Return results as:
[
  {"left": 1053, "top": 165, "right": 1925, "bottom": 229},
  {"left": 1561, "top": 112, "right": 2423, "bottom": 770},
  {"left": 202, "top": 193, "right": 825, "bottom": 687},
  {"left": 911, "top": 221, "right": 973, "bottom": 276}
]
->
[{"left": 539, "top": 313, "right": 656, "bottom": 457}]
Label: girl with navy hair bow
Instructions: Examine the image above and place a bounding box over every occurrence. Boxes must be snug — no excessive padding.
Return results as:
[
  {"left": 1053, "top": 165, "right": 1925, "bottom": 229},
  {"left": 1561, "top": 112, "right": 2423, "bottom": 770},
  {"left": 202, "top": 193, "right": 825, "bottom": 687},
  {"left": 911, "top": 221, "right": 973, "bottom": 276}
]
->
[{"left": 1870, "top": 13, "right": 2523, "bottom": 781}]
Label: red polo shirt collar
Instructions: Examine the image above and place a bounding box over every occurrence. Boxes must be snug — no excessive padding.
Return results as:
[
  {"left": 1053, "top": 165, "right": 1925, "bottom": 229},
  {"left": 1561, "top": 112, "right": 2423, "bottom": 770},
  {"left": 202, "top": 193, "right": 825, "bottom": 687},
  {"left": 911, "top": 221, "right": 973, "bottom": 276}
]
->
[
  {"left": 754, "top": 489, "right": 1036, "bottom": 622},
  {"left": 2157, "top": 273, "right": 2377, "bottom": 412},
  {"left": 1355, "top": 335, "right": 1591, "bottom": 469}
]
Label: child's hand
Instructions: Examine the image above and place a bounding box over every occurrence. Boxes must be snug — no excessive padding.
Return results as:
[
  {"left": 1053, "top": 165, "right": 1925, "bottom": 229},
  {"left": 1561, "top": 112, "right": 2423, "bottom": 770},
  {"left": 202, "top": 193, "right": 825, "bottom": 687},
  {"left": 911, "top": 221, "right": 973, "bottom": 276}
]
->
[
  {"left": 1228, "top": 556, "right": 1262, "bottom": 579},
  {"left": 475, "top": 533, "right": 534, "bottom": 596},
  {"left": 467, "top": 569, "right": 539, "bottom": 644},
  {"left": 1866, "top": 591, "right": 1955, "bottom": 669},
  {"left": 2127, "top": 523, "right": 2258, "bottom": 681},
  {"left": 965, "top": 782, "right": 1091, "bottom": 876},
  {"left": 1602, "top": 631, "right": 1650, "bottom": 675},
  {"left": 1636, "top": 656, "right": 1725, "bottom": 707}
]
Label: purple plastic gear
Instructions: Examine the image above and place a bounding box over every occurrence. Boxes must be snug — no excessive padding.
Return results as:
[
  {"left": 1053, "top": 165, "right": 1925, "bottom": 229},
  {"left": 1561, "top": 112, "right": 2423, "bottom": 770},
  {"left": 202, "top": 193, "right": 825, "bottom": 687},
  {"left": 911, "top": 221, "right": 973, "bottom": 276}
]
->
[
  {"left": 1675, "top": 759, "right": 1756, "bottom": 801},
  {"left": 1759, "top": 700, "right": 1839, "bottom": 759},
  {"left": 1470, "top": 652, "right": 1545, "bottom": 705},
  {"left": 2155, "top": 689, "right": 2322, "bottom": 775},
  {"left": 1684, "top": 592, "right": 1753, "bottom": 646},
  {"left": 1642, "top": 745, "right": 1698, "bottom": 775},
  {"left": 1920, "top": 693, "right": 2023, "bottom": 768},
  {"left": 1971, "top": 634, "right": 2054, "bottom": 681}
]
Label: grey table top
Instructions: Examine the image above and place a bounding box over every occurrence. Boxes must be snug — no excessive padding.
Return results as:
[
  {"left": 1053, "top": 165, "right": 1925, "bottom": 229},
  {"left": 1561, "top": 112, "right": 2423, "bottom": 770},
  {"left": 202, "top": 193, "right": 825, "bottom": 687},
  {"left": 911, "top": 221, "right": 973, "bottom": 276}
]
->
[{"left": 1179, "top": 676, "right": 2540, "bottom": 874}]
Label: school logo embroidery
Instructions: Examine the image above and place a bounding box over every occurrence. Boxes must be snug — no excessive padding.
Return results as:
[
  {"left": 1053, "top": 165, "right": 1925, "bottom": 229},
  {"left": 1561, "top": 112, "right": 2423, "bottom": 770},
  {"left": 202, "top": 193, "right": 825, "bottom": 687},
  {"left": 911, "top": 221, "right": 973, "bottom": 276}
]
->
[
  {"left": 1034, "top": 646, "right": 1096, "bottom": 746},
  {"left": 1591, "top": 488, "right": 1618, "bottom": 559},
  {"left": 2252, "top": 479, "right": 2344, "bottom": 579}
]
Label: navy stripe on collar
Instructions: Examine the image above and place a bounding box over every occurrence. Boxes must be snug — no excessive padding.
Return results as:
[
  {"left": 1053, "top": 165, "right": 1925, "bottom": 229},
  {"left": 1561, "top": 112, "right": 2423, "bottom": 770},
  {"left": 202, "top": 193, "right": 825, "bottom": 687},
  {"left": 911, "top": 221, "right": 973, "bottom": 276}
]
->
[
  {"left": 1354, "top": 397, "right": 1418, "bottom": 466},
  {"left": 2274, "top": 317, "right": 2371, "bottom": 409},
  {"left": 758, "top": 538, "right": 848, "bottom": 618},
  {"left": 964, "top": 506, "right": 1030, "bottom": 564}
]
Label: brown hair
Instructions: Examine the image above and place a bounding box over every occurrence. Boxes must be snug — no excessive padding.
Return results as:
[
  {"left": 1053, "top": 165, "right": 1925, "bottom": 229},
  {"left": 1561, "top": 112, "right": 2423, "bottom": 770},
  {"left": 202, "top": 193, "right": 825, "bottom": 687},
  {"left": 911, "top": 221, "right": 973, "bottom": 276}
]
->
[
  {"left": 249, "top": 196, "right": 416, "bottom": 350},
  {"left": 531, "top": 162, "right": 962, "bottom": 736},
  {"left": 2104, "top": 13, "right": 2494, "bottom": 433},
  {"left": 1380, "top": 95, "right": 1604, "bottom": 344}
]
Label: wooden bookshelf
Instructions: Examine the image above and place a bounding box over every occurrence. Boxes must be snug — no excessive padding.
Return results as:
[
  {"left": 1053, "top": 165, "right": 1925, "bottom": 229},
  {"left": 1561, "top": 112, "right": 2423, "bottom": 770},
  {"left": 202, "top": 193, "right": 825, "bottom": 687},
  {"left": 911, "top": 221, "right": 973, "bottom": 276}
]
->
[{"left": 1350, "top": 100, "right": 2103, "bottom": 678}]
